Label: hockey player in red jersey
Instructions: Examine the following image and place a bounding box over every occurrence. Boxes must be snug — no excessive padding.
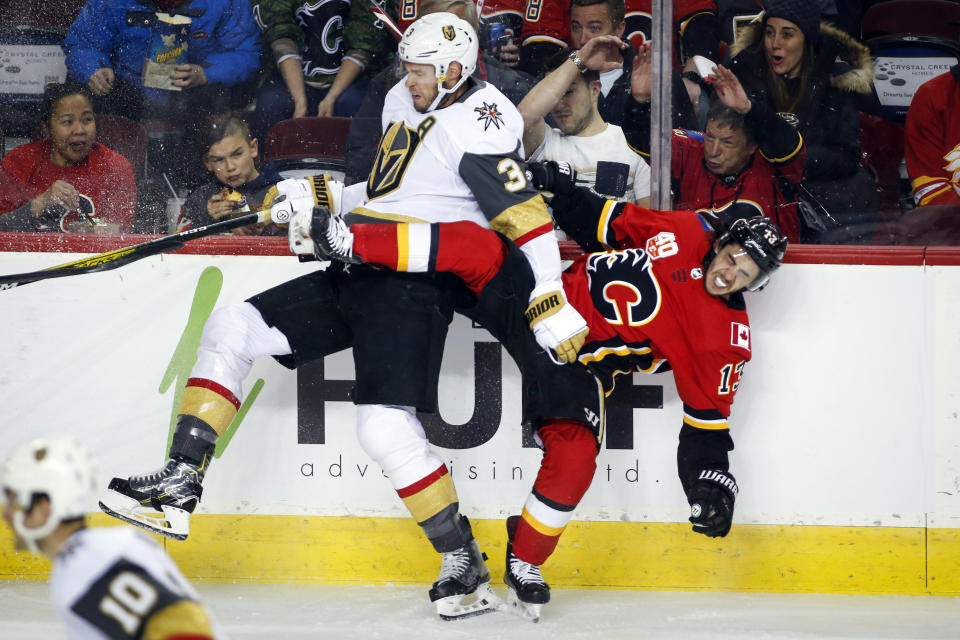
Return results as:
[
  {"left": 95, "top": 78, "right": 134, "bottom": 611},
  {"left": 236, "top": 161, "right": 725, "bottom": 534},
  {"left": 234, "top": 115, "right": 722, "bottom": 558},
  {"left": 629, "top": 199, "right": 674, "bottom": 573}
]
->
[
  {"left": 304, "top": 162, "right": 788, "bottom": 620},
  {"left": 905, "top": 63, "right": 960, "bottom": 207}
]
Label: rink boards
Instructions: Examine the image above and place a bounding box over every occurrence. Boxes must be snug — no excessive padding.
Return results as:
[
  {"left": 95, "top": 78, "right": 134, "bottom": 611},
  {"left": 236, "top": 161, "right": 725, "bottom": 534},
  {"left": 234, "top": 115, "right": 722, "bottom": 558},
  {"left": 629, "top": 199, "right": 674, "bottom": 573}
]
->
[{"left": 1, "top": 236, "right": 959, "bottom": 594}]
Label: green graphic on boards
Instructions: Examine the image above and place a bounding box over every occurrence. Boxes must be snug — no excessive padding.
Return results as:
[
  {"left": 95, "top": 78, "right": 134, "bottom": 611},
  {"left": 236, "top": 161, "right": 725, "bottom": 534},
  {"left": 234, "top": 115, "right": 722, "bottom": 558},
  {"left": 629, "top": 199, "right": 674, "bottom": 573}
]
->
[{"left": 159, "top": 267, "right": 263, "bottom": 458}]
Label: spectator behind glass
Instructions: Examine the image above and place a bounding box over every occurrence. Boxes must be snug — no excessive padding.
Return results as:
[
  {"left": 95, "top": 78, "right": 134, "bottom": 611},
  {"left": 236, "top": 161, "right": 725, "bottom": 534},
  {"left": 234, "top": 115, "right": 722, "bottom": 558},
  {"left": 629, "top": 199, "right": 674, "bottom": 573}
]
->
[
  {"left": 726, "top": 0, "right": 877, "bottom": 242},
  {"left": 62, "top": 0, "right": 261, "bottom": 188},
  {"left": 626, "top": 57, "right": 805, "bottom": 242},
  {"left": 519, "top": 38, "right": 651, "bottom": 206},
  {"left": 177, "top": 111, "right": 284, "bottom": 236},
  {"left": 904, "top": 63, "right": 960, "bottom": 207},
  {"left": 0, "top": 82, "right": 136, "bottom": 233},
  {"left": 479, "top": 0, "right": 570, "bottom": 78},
  {"left": 249, "top": 0, "right": 397, "bottom": 140}
]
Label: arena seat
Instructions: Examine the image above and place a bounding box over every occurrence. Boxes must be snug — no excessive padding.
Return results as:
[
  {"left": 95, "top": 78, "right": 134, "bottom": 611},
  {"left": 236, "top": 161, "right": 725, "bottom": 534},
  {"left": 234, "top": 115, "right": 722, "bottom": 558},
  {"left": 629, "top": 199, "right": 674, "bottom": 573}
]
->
[
  {"left": 861, "top": 0, "right": 960, "bottom": 41},
  {"left": 859, "top": 112, "right": 905, "bottom": 215},
  {"left": 263, "top": 116, "right": 351, "bottom": 182},
  {"left": 862, "top": 0, "right": 960, "bottom": 123},
  {"left": 95, "top": 114, "right": 148, "bottom": 180}
]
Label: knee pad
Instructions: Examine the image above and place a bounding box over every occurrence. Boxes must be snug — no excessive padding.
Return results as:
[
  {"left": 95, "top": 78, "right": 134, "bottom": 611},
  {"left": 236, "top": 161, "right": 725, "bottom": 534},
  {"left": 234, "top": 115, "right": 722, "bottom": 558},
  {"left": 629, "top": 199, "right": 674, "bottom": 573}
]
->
[
  {"left": 356, "top": 404, "right": 445, "bottom": 490},
  {"left": 191, "top": 302, "right": 292, "bottom": 398},
  {"left": 534, "top": 420, "right": 599, "bottom": 506}
]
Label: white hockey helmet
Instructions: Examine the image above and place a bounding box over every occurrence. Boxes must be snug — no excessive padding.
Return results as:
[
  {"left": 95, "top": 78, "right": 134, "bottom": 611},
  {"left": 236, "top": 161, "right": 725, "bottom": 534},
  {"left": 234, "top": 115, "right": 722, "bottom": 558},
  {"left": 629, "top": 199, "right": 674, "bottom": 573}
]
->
[
  {"left": 1, "top": 437, "right": 98, "bottom": 552},
  {"left": 398, "top": 12, "right": 479, "bottom": 111}
]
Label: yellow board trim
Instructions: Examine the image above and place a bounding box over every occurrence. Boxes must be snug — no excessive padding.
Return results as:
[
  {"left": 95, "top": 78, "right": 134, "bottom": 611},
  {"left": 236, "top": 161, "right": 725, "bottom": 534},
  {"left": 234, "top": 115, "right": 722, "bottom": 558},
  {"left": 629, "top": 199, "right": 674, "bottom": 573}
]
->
[{"left": 3, "top": 514, "right": 958, "bottom": 595}]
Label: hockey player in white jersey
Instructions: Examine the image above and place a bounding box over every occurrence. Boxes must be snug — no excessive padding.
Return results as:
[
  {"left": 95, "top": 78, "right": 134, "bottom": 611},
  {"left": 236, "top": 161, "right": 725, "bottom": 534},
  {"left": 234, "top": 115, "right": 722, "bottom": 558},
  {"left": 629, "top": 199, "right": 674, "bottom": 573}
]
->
[
  {"left": 99, "top": 13, "right": 587, "bottom": 621},
  {"left": 1, "top": 436, "right": 222, "bottom": 639}
]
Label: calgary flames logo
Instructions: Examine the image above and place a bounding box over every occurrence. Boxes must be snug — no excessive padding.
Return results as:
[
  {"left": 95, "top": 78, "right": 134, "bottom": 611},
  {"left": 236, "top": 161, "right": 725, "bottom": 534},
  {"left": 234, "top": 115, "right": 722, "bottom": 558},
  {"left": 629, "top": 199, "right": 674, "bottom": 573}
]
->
[{"left": 586, "top": 249, "right": 662, "bottom": 327}]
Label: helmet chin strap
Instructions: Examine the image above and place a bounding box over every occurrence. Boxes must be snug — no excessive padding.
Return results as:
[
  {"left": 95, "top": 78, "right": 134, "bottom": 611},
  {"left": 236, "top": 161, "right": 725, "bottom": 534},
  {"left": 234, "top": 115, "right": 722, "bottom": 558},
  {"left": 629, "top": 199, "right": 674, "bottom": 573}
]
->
[
  {"left": 427, "top": 64, "right": 467, "bottom": 112},
  {"left": 13, "top": 508, "right": 60, "bottom": 554}
]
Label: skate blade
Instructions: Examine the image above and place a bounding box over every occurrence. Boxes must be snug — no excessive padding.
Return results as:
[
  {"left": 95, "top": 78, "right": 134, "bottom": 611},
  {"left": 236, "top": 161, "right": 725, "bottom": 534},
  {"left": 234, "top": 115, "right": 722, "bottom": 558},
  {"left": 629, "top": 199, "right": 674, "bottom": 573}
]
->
[
  {"left": 99, "top": 490, "right": 190, "bottom": 541},
  {"left": 506, "top": 588, "right": 543, "bottom": 623},
  {"left": 435, "top": 582, "right": 502, "bottom": 621}
]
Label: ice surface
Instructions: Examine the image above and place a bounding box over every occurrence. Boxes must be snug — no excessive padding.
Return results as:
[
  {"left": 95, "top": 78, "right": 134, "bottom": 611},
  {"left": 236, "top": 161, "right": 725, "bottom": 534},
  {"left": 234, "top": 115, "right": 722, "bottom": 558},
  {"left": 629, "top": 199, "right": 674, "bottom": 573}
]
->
[{"left": 2, "top": 581, "right": 958, "bottom": 639}]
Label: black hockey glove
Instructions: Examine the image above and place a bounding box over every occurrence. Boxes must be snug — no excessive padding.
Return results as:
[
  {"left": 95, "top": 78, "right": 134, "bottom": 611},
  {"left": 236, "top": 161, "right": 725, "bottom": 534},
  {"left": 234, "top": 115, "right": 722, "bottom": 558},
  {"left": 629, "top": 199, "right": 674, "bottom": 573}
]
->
[
  {"left": 688, "top": 470, "right": 738, "bottom": 538},
  {"left": 525, "top": 161, "right": 577, "bottom": 196}
]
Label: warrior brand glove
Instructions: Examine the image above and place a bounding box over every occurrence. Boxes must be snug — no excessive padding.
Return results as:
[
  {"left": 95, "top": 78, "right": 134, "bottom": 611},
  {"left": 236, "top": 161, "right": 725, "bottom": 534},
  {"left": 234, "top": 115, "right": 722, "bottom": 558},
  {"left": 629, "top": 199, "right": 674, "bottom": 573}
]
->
[
  {"left": 525, "top": 282, "right": 589, "bottom": 364},
  {"left": 267, "top": 175, "right": 344, "bottom": 228},
  {"left": 525, "top": 161, "right": 577, "bottom": 196},
  {"left": 688, "top": 469, "right": 738, "bottom": 538}
]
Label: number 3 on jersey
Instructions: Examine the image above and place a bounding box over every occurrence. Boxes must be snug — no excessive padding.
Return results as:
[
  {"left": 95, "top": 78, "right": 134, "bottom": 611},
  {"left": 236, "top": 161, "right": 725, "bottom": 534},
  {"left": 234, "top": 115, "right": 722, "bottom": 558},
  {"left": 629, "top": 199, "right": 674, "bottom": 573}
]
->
[{"left": 497, "top": 158, "right": 527, "bottom": 192}]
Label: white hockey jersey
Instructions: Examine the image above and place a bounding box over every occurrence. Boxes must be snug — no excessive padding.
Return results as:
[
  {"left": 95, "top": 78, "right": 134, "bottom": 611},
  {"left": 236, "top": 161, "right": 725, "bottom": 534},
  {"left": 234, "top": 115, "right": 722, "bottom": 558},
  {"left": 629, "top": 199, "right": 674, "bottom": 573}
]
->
[
  {"left": 342, "top": 76, "right": 562, "bottom": 286},
  {"left": 50, "top": 527, "right": 222, "bottom": 639},
  {"left": 347, "top": 77, "right": 554, "bottom": 243}
]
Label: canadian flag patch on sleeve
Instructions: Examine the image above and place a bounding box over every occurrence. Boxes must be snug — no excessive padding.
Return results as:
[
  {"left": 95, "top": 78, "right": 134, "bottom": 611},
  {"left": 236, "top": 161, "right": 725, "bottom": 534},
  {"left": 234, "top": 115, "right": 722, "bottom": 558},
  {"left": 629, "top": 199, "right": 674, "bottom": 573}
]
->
[{"left": 730, "top": 322, "right": 750, "bottom": 350}]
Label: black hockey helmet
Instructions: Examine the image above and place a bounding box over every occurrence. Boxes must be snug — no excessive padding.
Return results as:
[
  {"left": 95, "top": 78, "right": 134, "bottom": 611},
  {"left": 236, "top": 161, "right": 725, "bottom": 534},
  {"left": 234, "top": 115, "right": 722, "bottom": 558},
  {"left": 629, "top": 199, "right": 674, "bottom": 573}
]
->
[{"left": 715, "top": 216, "right": 788, "bottom": 291}]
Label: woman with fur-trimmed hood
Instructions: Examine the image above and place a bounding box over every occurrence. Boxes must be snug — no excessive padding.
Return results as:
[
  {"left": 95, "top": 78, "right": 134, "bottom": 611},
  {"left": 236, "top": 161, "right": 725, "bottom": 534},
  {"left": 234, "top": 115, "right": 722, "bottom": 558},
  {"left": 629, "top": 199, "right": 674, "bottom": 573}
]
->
[{"left": 726, "top": 0, "right": 878, "bottom": 242}]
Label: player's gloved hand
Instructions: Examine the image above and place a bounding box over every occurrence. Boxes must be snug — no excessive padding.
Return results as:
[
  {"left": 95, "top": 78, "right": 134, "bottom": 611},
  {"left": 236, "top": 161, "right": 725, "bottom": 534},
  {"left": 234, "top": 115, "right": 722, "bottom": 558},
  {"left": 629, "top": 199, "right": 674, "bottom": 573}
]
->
[
  {"left": 287, "top": 205, "right": 320, "bottom": 257},
  {"left": 269, "top": 179, "right": 316, "bottom": 230},
  {"left": 525, "top": 282, "right": 589, "bottom": 364},
  {"left": 688, "top": 470, "right": 738, "bottom": 538},
  {"left": 525, "top": 161, "right": 577, "bottom": 196},
  {"left": 267, "top": 175, "right": 345, "bottom": 226}
]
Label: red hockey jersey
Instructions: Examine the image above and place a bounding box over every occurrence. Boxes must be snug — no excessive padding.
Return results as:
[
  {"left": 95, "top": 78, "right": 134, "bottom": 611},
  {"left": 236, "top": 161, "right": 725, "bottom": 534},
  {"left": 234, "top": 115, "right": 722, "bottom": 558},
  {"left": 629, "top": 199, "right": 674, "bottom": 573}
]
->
[
  {"left": 562, "top": 205, "right": 751, "bottom": 428},
  {"left": 905, "top": 68, "right": 960, "bottom": 207},
  {"left": 625, "top": 0, "right": 717, "bottom": 65},
  {"left": 480, "top": 0, "right": 568, "bottom": 47}
]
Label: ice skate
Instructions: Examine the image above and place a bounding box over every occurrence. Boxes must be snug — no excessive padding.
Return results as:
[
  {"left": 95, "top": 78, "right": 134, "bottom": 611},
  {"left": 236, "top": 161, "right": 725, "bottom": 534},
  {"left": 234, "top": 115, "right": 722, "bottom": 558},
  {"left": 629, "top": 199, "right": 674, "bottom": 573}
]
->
[
  {"left": 429, "top": 537, "right": 500, "bottom": 620},
  {"left": 504, "top": 540, "right": 551, "bottom": 623},
  {"left": 311, "top": 206, "right": 360, "bottom": 263},
  {"left": 99, "top": 459, "right": 203, "bottom": 540}
]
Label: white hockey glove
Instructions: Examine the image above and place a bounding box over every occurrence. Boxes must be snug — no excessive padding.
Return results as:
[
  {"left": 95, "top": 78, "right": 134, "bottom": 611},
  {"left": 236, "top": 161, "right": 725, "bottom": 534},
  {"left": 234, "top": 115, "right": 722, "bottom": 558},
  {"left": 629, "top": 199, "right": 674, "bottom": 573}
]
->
[
  {"left": 524, "top": 282, "right": 589, "bottom": 364},
  {"left": 266, "top": 176, "right": 344, "bottom": 256}
]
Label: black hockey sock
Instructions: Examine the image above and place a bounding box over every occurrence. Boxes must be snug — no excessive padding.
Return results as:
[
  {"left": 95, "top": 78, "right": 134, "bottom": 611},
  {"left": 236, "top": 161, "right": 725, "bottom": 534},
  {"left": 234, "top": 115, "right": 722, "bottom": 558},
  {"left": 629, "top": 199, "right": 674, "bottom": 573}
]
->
[
  {"left": 169, "top": 415, "right": 218, "bottom": 479},
  {"left": 421, "top": 506, "right": 474, "bottom": 553}
]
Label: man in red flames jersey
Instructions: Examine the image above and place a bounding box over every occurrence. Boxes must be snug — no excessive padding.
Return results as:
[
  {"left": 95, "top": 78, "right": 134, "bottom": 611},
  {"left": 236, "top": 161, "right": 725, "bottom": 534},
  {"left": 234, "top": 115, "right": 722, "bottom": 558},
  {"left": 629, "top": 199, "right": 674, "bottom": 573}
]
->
[{"left": 297, "top": 161, "right": 788, "bottom": 620}]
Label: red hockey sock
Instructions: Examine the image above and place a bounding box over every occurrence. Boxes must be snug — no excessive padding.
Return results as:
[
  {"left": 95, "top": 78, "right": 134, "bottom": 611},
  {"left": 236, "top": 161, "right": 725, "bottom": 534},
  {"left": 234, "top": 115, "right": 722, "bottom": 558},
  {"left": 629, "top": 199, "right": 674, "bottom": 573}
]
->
[{"left": 512, "top": 420, "right": 599, "bottom": 566}]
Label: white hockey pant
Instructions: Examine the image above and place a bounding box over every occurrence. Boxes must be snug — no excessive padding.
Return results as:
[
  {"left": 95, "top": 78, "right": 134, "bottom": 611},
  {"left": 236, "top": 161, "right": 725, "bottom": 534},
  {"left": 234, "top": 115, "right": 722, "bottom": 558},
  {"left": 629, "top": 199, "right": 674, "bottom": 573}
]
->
[
  {"left": 190, "top": 302, "right": 292, "bottom": 401},
  {"left": 356, "top": 404, "right": 446, "bottom": 490}
]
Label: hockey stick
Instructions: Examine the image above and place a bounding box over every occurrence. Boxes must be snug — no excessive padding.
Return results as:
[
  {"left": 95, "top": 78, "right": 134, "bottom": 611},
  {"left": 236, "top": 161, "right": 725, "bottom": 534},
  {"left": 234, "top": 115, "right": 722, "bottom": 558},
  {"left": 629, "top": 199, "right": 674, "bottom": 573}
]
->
[
  {"left": 369, "top": 1, "right": 404, "bottom": 42},
  {"left": 0, "top": 209, "right": 276, "bottom": 291}
]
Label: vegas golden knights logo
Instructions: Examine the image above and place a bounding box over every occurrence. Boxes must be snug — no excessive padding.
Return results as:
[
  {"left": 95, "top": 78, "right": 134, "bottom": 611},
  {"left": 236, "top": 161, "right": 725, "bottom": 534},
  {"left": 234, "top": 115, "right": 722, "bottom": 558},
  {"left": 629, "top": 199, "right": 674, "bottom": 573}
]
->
[
  {"left": 367, "top": 117, "right": 436, "bottom": 200},
  {"left": 442, "top": 25, "right": 455, "bottom": 40}
]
